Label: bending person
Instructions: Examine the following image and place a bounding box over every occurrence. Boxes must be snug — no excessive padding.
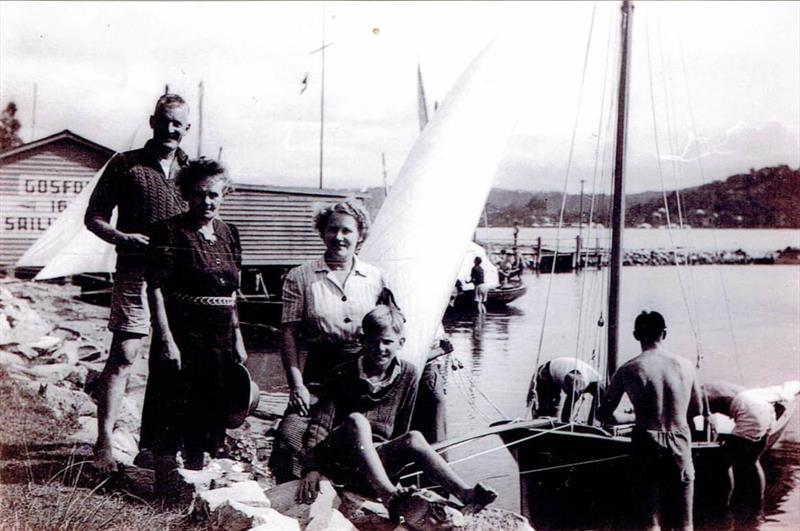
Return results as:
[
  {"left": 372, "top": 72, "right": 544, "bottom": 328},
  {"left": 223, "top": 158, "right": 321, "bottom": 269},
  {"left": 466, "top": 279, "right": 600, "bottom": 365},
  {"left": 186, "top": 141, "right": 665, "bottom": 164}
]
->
[
  {"left": 297, "top": 305, "right": 497, "bottom": 522},
  {"left": 143, "top": 158, "right": 246, "bottom": 491},
  {"left": 270, "top": 198, "right": 388, "bottom": 483},
  {"left": 704, "top": 380, "right": 800, "bottom": 513},
  {"left": 527, "top": 357, "right": 601, "bottom": 422}
]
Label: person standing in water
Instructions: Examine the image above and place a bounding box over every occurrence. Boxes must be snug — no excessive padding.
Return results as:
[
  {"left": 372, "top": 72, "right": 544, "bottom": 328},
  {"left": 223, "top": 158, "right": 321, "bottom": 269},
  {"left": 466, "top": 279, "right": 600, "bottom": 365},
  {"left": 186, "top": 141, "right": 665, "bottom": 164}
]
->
[
  {"left": 469, "top": 256, "right": 487, "bottom": 315},
  {"left": 598, "top": 311, "right": 703, "bottom": 531}
]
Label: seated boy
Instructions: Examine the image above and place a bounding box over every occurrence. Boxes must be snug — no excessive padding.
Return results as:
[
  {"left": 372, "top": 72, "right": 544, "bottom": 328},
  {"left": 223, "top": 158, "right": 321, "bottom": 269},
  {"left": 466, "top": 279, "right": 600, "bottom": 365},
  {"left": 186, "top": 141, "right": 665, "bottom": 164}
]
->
[{"left": 296, "top": 305, "right": 497, "bottom": 521}]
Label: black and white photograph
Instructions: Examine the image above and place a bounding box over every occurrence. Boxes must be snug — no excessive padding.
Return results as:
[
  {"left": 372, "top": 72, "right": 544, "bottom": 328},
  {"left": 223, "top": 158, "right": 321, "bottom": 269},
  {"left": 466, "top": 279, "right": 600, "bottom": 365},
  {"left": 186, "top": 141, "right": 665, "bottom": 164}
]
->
[{"left": 1, "top": 1, "right": 798, "bottom": 529}]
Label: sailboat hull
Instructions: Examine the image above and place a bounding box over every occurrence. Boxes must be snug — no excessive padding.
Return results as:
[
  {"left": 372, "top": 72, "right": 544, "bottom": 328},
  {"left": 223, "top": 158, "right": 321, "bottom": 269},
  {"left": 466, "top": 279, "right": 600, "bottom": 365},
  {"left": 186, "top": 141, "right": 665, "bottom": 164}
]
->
[{"left": 492, "top": 398, "right": 797, "bottom": 529}]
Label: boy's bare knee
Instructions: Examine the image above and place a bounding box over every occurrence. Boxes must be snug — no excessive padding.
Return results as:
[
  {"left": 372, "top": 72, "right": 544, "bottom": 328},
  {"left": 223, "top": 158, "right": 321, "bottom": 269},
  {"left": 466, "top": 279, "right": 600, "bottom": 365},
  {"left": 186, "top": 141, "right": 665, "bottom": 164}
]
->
[
  {"left": 344, "top": 412, "right": 370, "bottom": 433},
  {"left": 403, "top": 430, "right": 428, "bottom": 450}
]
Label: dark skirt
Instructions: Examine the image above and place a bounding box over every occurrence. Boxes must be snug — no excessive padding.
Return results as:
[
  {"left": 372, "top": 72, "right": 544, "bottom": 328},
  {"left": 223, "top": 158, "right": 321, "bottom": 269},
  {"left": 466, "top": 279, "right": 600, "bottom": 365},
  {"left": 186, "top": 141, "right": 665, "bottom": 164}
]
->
[
  {"left": 139, "top": 302, "right": 236, "bottom": 462},
  {"left": 269, "top": 341, "right": 360, "bottom": 483}
]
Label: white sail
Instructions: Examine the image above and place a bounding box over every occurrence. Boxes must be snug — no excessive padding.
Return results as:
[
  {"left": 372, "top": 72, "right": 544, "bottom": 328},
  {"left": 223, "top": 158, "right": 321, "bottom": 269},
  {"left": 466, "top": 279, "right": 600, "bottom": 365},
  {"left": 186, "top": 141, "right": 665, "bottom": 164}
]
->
[
  {"left": 360, "top": 38, "right": 528, "bottom": 371},
  {"left": 16, "top": 161, "right": 117, "bottom": 280}
]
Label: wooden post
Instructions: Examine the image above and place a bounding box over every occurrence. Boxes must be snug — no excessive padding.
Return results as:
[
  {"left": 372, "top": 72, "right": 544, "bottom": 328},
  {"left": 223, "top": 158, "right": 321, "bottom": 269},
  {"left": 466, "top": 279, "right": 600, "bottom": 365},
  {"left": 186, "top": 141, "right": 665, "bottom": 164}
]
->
[{"left": 536, "top": 236, "right": 542, "bottom": 270}]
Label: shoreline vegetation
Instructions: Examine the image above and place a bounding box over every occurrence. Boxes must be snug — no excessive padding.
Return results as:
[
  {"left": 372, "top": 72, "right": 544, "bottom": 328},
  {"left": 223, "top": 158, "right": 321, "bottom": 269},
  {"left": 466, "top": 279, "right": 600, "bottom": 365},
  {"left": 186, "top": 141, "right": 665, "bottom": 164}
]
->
[
  {"left": 0, "top": 278, "right": 533, "bottom": 530},
  {"left": 359, "top": 165, "right": 800, "bottom": 230}
]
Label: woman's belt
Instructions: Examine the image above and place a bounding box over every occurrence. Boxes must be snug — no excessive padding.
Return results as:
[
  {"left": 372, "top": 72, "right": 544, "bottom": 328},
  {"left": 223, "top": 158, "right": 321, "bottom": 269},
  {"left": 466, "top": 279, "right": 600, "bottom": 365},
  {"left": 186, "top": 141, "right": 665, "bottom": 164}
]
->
[{"left": 171, "top": 292, "right": 235, "bottom": 306}]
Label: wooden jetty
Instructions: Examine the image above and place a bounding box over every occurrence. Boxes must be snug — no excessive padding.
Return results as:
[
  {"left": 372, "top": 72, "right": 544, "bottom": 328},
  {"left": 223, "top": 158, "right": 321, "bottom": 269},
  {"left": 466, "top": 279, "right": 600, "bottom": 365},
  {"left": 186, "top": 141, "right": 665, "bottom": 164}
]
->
[{"left": 482, "top": 235, "right": 608, "bottom": 273}]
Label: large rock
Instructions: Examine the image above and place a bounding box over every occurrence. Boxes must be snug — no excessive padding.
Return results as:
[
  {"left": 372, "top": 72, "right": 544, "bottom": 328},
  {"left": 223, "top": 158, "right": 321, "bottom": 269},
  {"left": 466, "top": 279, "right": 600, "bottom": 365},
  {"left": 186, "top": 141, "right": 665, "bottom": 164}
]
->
[
  {"left": 265, "top": 479, "right": 363, "bottom": 530},
  {"left": 116, "top": 465, "right": 155, "bottom": 498},
  {"left": 178, "top": 467, "right": 223, "bottom": 493},
  {"left": 40, "top": 384, "right": 97, "bottom": 418},
  {"left": 18, "top": 363, "right": 78, "bottom": 384},
  {"left": 26, "top": 335, "right": 65, "bottom": 357},
  {"left": 0, "top": 287, "right": 53, "bottom": 343},
  {"left": 338, "top": 489, "right": 395, "bottom": 530},
  {"left": 0, "top": 350, "right": 29, "bottom": 368},
  {"left": 207, "top": 458, "right": 254, "bottom": 488},
  {"left": 211, "top": 502, "right": 300, "bottom": 531},
  {"left": 115, "top": 396, "right": 142, "bottom": 433},
  {"left": 463, "top": 508, "right": 534, "bottom": 531},
  {"left": 69, "top": 415, "right": 98, "bottom": 447},
  {"left": 306, "top": 508, "right": 359, "bottom": 531},
  {"left": 194, "top": 480, "right": 270, "bottom": 516},
  {"left": 112, "top": 429, "right": 139, "bottom": 466},
  {"left": 170, "top": 458, "right": 256, "bottom": 507}
]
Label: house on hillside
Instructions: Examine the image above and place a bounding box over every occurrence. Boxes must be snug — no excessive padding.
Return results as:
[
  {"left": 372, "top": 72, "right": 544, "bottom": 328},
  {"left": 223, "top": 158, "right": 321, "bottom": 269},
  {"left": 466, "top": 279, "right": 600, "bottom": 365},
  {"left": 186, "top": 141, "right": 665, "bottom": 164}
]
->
[{"left": 0, "top": 130, "right": 114, "bottom": 267}]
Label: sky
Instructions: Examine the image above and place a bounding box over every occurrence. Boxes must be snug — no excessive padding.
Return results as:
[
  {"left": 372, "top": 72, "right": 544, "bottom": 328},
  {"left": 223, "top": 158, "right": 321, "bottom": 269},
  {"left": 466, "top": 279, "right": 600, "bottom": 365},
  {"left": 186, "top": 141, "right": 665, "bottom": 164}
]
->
[{"left": 1, "top": 1, "right": 798, "bottom": 193}]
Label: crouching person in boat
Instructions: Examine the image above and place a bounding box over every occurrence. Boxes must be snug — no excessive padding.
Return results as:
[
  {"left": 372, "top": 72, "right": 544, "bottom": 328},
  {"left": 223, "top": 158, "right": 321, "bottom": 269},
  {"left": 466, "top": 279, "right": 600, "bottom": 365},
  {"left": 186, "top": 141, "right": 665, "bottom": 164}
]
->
[
  {"left": 597, "top": 311, "right": 703, "bottom": 531},
  {"left": 297, "top": 305, "right": 497, "bottom": 527},
  {"left": 703, "top": 380, "right": 800, "bottom": 513},
  {"left": 526, "top": 357, "right": 602, "bottom": 423}
]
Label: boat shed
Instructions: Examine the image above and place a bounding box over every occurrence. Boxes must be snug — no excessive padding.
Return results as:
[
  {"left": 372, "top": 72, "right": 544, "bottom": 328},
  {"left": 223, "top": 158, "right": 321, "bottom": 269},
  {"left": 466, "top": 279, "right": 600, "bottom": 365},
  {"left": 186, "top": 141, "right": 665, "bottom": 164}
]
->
[{"left": 0, "top": 130, "right": 114, "bottom": 268}]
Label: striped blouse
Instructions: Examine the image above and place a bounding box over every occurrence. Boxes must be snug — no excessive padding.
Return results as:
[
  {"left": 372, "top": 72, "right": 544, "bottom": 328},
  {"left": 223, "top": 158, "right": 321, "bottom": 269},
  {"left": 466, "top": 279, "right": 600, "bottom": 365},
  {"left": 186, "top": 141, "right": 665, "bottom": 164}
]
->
[{"left": 281, "top": 255, "right": 387, "bottom": 346}]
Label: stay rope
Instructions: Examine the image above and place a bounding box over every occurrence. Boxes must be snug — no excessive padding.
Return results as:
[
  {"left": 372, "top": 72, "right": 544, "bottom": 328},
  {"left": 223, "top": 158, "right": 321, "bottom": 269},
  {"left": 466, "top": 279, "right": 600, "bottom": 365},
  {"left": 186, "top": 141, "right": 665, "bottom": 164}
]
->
[
  {"left": 480, "top": 454, "right": 629, "bottom": 482},
  {"left": 644, "top": 14, "right": 705, "bottom": 365},
  {"left": 530, "top": 2, "right": 598, "bottom": 411},
  {"left": 655, "top": 21, "right": 706, "bottom": 365},
  {"left": 677, "top": 40, "right": 746, "bottom": 385},
  {"left": 569, "top": 8, "right": 617, "bottom": 420},
  {"left": 398, "top": 422, "right": 576, "bottom": 481}
]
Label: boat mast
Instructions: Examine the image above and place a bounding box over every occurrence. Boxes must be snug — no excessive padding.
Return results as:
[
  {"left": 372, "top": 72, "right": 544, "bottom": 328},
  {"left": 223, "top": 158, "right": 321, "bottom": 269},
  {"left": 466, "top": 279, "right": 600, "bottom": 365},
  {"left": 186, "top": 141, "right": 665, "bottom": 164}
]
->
[{"left": 608, "top": 0, "right": 634, "bottom": 376}]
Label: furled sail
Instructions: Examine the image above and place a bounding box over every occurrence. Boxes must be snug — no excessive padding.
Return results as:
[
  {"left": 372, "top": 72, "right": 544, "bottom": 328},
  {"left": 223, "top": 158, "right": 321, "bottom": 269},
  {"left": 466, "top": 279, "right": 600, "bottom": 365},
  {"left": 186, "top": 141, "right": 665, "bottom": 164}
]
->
[
  {"left": 17, "top": 161, "right": 117, "bottom": 280},
  {"left": 360, "top": 37, "right": 528, "bottom": 371}
]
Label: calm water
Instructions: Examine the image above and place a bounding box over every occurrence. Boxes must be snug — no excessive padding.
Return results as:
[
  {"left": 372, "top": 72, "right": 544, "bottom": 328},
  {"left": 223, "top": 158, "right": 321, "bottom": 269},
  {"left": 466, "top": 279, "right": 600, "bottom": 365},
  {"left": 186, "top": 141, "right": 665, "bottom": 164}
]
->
[{"left": 247, "top": 264, "right": 800, "bottom": 529}]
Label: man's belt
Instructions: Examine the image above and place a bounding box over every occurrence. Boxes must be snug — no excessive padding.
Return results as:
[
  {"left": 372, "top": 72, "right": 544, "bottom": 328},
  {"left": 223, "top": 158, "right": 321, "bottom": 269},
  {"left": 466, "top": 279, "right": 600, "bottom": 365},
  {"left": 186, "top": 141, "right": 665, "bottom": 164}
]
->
[{"left": 171, "top": 292, "right": 235, "bottom": 306}]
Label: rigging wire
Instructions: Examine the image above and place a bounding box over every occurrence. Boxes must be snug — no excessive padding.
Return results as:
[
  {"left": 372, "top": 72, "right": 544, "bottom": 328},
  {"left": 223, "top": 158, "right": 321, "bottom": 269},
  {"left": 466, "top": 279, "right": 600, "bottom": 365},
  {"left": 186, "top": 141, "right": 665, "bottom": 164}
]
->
[
  {"left": 677, "top": 41, "right": 746, "bottom": 385},
  {"left": 656, "top": 21, "right": 705, "bottom": 352},
  {"left": 480, "top": 453, "right": 629, "bottom": 481},
  {"left": 569, "top": 7, "right": 617, "bottom": 420},
  {"left": 644, "top": 13, "right": 704, "bottom": 364},
  {"left": 530, "top": 2, "right": 599, "bottom": 411},
  {"left": 458, "top": 364, "right": 508, "bottom": 418}
]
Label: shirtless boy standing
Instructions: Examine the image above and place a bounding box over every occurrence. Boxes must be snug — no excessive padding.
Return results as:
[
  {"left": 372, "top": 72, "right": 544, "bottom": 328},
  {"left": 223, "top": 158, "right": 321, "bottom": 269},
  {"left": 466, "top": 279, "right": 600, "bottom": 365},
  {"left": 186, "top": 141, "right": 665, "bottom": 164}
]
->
[{"left": 598, "top": 311, "right": 702, "bottom": 531}]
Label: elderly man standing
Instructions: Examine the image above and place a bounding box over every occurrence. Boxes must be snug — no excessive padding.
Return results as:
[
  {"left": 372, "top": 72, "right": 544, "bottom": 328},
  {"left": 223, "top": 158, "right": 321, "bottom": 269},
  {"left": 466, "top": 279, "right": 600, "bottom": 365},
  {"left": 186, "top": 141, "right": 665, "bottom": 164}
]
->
[
  {"left": 85, "top": 94, "right": 190, "bottom": 472},
  {"left": 598, "top": 311, "right": 703, "bottom": 531}
]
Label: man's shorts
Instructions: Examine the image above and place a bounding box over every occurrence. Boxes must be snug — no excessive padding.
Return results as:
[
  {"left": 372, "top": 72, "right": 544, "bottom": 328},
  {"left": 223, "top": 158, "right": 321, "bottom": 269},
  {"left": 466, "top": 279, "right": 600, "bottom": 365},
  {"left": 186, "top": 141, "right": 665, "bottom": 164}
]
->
[
  {"left": 474, "top": 284, "right": 489, "bottom": 303},
  {"left": 108, "top": 267, "right": 150, "bottom": 336},
  {"left": 630, "top": 427, "right": 695, "bottom": 483}
]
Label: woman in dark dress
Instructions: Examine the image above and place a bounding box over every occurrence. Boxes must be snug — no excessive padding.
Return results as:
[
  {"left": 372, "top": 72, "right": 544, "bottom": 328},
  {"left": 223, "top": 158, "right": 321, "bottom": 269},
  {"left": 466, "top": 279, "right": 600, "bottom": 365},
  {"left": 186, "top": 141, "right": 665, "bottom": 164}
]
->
[{"left": 142, "top": 158, "right": 246, "bottom": 481}]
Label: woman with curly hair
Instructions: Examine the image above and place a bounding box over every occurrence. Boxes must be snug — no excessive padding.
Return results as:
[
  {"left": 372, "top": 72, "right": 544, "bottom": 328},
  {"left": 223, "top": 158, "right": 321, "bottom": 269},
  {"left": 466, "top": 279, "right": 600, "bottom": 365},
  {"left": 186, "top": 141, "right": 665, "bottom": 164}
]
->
[
  {"left": 270, "top": 198, "right": 390, "bottom": 483},
  {"left": 140, "top": 158, "right": 247, "bottom": 490}
]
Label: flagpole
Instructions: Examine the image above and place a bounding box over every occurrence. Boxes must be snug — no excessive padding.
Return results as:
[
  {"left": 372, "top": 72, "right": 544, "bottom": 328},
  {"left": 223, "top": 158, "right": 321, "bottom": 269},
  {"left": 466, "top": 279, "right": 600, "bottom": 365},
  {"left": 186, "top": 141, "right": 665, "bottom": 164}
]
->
[
  {"left": 319, "top": 7, "right": 326, "bottom": 189},
  {"left": 197, "top": 81, "right": 204, "bottom": 158}
]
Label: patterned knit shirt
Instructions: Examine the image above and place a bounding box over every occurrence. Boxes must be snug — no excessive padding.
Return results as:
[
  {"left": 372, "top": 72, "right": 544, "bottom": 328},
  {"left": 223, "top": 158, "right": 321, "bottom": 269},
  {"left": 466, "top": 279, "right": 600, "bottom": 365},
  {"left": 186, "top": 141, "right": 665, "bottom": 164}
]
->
[{"left": 85, "top": 140, "right": 188, "bottom": 269}]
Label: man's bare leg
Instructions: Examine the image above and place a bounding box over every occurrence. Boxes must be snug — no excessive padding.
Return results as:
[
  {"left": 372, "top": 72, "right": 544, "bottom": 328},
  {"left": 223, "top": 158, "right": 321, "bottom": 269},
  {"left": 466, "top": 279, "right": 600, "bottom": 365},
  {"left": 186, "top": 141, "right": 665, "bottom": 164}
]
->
[{"left": 94, "top": 332, "right": 143, "bottom": 473}]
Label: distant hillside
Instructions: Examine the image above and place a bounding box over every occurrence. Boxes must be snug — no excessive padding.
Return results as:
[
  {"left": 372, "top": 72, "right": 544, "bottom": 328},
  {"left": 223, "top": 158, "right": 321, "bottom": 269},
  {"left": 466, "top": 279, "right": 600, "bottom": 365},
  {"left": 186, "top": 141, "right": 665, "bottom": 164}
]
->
[{"left": 355, "top": 165, "right": 799, "bottom": 228}]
